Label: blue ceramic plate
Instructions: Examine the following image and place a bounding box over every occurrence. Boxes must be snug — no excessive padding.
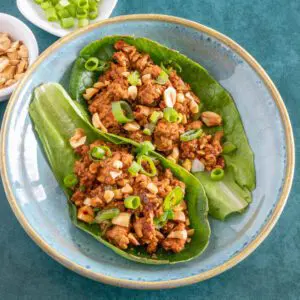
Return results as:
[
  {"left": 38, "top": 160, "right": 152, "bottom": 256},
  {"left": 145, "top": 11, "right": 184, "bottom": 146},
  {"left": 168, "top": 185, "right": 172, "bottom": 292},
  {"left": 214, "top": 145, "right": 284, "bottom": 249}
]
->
[{"left": 0, "top": 15, "right": 295, "bottom": 289}]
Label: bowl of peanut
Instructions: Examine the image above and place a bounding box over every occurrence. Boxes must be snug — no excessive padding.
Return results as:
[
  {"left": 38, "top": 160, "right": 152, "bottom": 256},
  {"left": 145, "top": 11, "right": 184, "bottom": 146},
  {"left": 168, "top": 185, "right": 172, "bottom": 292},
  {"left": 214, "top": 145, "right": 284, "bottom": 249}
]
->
[{"left": 0, "top": 13, "right": 39, "bottom": 101}]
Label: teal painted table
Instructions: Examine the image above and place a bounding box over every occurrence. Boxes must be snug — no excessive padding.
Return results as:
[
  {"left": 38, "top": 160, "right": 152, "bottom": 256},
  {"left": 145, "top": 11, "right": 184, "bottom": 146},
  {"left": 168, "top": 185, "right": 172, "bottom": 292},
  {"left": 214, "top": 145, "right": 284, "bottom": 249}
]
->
[{"left": 0, "top": 1, "right": 299, "bottom": 298}]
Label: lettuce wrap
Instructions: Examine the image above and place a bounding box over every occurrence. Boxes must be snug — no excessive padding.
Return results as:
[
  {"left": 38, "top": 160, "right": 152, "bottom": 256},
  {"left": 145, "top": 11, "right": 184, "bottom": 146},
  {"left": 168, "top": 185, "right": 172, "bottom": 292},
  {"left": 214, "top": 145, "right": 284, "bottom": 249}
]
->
[
  {"left": 29, "top": 83, "right": 210, "bottom": 264},
  {"left": 69, "top": 36, "right": 256, "bottom": 220}
]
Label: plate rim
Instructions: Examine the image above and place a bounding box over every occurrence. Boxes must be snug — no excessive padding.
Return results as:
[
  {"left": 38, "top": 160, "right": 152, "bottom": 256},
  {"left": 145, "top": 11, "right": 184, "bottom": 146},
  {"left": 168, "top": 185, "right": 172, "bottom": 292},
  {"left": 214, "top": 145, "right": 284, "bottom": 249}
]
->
[{"left": 0, "top": 14, "right": 295, "bottom": 289}]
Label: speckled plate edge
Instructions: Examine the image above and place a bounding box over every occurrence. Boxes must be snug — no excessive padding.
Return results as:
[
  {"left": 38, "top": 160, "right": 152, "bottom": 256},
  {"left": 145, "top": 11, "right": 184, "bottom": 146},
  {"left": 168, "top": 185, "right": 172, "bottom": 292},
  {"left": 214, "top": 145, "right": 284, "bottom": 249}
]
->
[{"left": 0, "top": 14, "right": 295, "bottom": 290}]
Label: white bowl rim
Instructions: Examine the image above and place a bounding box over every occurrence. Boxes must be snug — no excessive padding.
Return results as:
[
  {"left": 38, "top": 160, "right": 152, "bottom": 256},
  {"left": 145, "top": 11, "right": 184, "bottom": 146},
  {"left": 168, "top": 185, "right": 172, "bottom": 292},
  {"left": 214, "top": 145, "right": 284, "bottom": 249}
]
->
[
  {"left": 0, "top": 13, "right": 39, "bottom": 101},
  {"left": 16, "top": 0, "right": 118, "bottom": 37}
]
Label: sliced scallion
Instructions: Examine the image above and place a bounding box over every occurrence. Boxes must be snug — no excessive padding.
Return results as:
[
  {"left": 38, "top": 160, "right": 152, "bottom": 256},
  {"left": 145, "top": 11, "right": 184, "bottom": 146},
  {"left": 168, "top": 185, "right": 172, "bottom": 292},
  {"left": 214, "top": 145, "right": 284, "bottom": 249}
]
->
[
  {"left": 163, "top": 186, "right": 184, "bottom": 211},
  {"left": 111, "top": 101, "right": 134, "bottom": 124},
  {"left": 180, "top": 129, "right": 203, "bottom": 142},
  {"left": 63, "top": 174, "right": 78, "bottom": 188},
  {"left": 124, "top": 196, "right": 141, "bottom": 209},
  {"left": 128, "top": 161, "right": 141, "bottom": 176},
  {"left": 210, "top": 168, "right": 225, "bottom": 181},
  {"left": 95, "top": 208, "right": 120, "bottom": 223},
  {"left": 137, "top": 155, "right": 157, "bottom": 177}
]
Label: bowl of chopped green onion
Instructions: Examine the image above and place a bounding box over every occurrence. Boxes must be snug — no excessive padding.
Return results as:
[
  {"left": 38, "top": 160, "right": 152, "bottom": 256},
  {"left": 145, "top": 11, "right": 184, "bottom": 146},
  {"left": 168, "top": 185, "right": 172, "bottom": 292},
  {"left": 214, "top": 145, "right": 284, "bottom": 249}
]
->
[{"left": 17, "top": 0, "right": 118, "bottom": 37}]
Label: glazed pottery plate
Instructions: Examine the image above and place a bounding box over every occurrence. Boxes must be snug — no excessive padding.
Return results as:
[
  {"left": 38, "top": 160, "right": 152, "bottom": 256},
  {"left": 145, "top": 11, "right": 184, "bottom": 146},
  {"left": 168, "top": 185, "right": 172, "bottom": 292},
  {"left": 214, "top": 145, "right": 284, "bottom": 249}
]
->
[
  {"left": 0, "top": 15, "right": 294, "bottom": 289},
  {"left": 17, "top": 0, "right": 118, "bottom": 37}
]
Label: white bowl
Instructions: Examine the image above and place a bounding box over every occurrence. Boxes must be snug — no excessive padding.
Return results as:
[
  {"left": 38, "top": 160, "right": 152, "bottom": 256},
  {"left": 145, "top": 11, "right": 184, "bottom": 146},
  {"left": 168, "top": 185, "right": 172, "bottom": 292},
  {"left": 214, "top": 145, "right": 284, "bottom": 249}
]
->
[
  {"left": 17, "top": 0, "right": 118, "bottom": 37},
  {"left": 0, "top": 13, "right": 39, "bottom": 102}
]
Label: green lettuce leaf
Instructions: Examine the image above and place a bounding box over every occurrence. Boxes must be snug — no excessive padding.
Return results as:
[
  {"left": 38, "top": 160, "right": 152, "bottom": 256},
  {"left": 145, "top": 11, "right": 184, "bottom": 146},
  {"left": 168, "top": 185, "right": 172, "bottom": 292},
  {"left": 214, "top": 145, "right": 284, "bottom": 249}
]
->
[
  {"left": 69, "top": 36, "right": 256, "bottom": 220},
  {"left": 29, "top": 82, "right": 210, "bottom": 264}
]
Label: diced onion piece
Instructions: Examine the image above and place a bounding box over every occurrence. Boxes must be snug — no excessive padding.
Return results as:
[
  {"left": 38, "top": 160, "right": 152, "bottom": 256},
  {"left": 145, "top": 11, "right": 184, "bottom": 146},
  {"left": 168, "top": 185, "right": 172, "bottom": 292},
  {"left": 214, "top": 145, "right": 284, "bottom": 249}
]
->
[
  {"left": 110, "top": 171, "right": 122, "bottom": 179},
  {"left": 173, "top": 211, "right": 186, "bottom": 222},
  {"left": 113, "top": 160, "right": 123, "bottom": 169},
  {"left": 167, "top": 230, "right": 188, "bottom": 240},
  {"left": 191, "top": 158, "right": 205, "bottom": 172},
  {"left": 112, "top": 212, "right": 131, "bottom": 227},
  {"left": 83, "top": 197, "right": 92, "bottom": 206}
]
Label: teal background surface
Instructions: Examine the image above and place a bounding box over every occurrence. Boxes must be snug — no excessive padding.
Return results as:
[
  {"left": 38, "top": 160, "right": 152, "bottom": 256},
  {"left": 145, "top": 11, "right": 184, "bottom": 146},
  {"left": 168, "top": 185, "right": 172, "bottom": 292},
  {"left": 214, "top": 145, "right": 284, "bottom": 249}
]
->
[{"left": 0, "top": 0, "right": 299, "bottom": 299}]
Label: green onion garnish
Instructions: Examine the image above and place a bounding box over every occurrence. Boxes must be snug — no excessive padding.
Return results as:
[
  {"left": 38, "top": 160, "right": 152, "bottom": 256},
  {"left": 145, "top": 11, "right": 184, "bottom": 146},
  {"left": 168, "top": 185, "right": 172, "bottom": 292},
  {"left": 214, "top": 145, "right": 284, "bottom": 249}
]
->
[
  {"left": 94, "top": 208, "right": 120, "bottom": 223},
  {"left": 137, "top": 155, "right": 157, "bottom": 177},
  {"left": 136, "top": 141, "right": 155, "bottom": 156},
  {"left": 149, "top": 111, "right": 163, "bottom": 124},
  {"left": 111, "top": 101, "right": 134, "bottom": 124},
  {"left": 128, "top": 71, "right": 140, "bottom": 86},
  {"left": 163, "top": 107, "right": 179, "bottom": 123},
  {"left": 33, "top": 0, "right": 100, "bottom": 29},
  {"left": 45, "top": 7, "right": 58, "bottom": 21},
  {"left": 222, "top": 142, "right": 237, "bottom": 154},
  {"left": 128, "top": 161, "right": 141, "bottom": 176},
  {"left": 60, "top": 17, "right": 74, "bottom": 28},
  {"left": 163, "top": 186, "right": 184, "bottom": 211},
  {"left": 90, "top": 146, "right": 112, "bottom": 160},
  {"left": 155, "top": 70, "right": 169, "bottom": 85},
  {"left": 78, "top": 0, "right": 89, "bottom": 9},
  {"left": 124, "top": 196, "right": 141, "bottom": 209},
  {"left": 180, "top": 129, "right": 203, "bottom": 142},
  {"left": 85, "top": 57, "right": 99, "bottom": 71},
  {"left": 63, "top": 174, "right": 78, "bottom": 188},
  {"left": 89, "top": 6, "right": 98, "bottom": 20},
  {"left": 210, "top": 168, "right": 225, "bottom": 181},
  {"left": 154, "top": 210, "right": 174, "bottom": 228}
]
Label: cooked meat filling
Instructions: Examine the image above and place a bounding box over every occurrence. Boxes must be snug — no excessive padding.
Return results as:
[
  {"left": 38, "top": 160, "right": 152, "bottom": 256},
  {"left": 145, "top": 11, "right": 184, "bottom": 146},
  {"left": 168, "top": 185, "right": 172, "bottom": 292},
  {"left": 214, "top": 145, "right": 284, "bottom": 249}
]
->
[
  {"left": 84, "top": 40, "right": 225, "bottom": 172},
  {"left": 69, "top": 133, "right": 192, "bottom": 254}
]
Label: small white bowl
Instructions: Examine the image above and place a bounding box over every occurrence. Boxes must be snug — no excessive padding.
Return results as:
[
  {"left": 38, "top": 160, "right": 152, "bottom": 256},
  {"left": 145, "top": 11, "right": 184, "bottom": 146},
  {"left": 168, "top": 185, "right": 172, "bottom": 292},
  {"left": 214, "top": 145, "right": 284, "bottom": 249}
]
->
[
  {"left": 17, "top": 0, "right": 118, "bottom": 38},
  {"left": 0, "top": 13, "right": 39, "bottom": 102}
]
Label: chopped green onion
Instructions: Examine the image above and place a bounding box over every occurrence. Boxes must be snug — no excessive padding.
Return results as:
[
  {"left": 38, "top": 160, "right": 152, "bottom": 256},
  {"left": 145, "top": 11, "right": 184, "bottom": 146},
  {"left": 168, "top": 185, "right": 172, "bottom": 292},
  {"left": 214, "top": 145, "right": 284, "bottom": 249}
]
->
[
  {"left": 163, "top": 186, "right": 184, "bottom": 211},
  {"left": 155, "top": 70, "right": 169, "bottom": 85},
  {"left": 124, "top": 196, "right": 141, "bottom": 209},
  {"left": 45, "top": 7, "right": 58, "bottom": 21},
  {"left": 143, "top": 123, "right": 156, "bottom": 135},
  {"left": 84, "top": 57, "right": 108, "bottom": 72},
  {"left": 77, "top": 0, "right": 89, "bottom": 9},
  {"left": 143, "top": 128, "right": 151, "bottom": 135},
  {"left": 85, "top": 57, "right": 99, "bottom": 71},
  {"left": 41, "top": 1, "right": 52, "bottom": 9},
  {"left": 54, "top": 3, "right": 64, "bottom": 10},
  {"left": 76, "top": 7, "right": 88, "bottom": 19},
  {"left": 180, "top": 129, "right": 203, "bottom": 142},
  {"left": 90, "top": 146, "right": 112, "bottom": 160},
  {"left": 95, "top": 208, "right": 120, "bottom": 223},
  {"left": 66, "top": 3, "right": 76, "bottom": 17},
  {"left": 78, "top": 18, "right": 89, "bottom": 27},
  {"left": 128, "top": 161, "right": 141, "bottom": 176},
  {"left": 150, "top": 111, "right": 163, "bottom": 124},
  {"left": 91, "top": 146, "right": 105, "bottom": 159},
  {"left": 111, "top": 101, "right": 134, "bottom": 123},
  {"left": 177, "top": 113, "right": 183, "bottom": 123},
  {"left": 210, "top": 168, "right": 225, "bottom": 181},
  {"left": 57, "top": 8, "right": 70, "bottom": 18},
  {"left": 222, "top": 142, "right": 237, "bottom": 154},
  {"left": 59, "top": 0, "right": 69, "bottom": 7},
  {"left": 137, "top": 155, "right": 157, "bottom": 177},
  {"left": 163, "top": 107, "right": 179, "bottom": 123},
  {"left": 60, "top": 17, "right": 74, "bottom": 28},
  {"left": 154, "top": 210, "right": 174, "bottom": 228},
  {"left": 192, "top": 103, "right": 203, "bottom": 120},
  {"left": 63, "top": 174, "right": 78, "bottom": 188},
  {"left": 128, "top": 71, "right": 140, "bottom": 86},
  {"left": 89, "top": 6, "right": 98, "bottom": 20},
  {"left": 136, "top": 141, "right": 155, "bottom": 156}
]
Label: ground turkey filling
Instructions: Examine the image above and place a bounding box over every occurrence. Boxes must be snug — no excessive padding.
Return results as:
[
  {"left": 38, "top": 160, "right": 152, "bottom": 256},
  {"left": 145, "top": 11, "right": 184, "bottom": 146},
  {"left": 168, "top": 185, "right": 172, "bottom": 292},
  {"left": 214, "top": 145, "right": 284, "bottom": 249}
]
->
[
  {"left": 69, "top": 130, "right": 194, "bottom": 254},
  {"left": 83, "top": 40, "right": 225, "bottom": 172}
]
